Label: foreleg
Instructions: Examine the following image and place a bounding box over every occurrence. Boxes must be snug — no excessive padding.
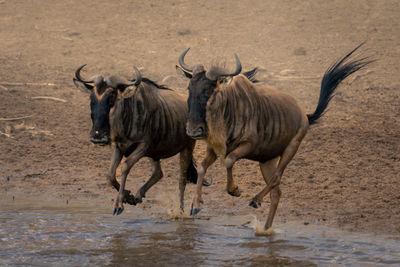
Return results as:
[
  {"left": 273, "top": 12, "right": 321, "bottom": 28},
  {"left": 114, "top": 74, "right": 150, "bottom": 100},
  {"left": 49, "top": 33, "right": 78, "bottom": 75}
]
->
[
  {"left": 107, "top": 145, "right": 123, "bottom": 191},
  {"left": 134, "top": 159, "right": 163, "bottom": 204},
  {"left": 107, "top": 145, "right": 135, "bottom": 205},
  {"left": 190, "top": 146, "right": 217, "bottom": 215},
  {"left": 178, "top": 142, "right": 195, "bottom": 212},
  {"left": 113, "top": 142, "right": 147, "bottom": 215},
  {"left": 224, "top": 142, "right": 253, "bottom": 197}
]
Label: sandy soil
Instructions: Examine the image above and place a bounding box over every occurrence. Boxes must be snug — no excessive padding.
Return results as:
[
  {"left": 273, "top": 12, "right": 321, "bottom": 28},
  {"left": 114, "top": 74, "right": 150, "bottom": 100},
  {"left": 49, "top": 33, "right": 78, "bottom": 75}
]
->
[{"left": 0, "top": 0, "right": 399, "bottom": 235}]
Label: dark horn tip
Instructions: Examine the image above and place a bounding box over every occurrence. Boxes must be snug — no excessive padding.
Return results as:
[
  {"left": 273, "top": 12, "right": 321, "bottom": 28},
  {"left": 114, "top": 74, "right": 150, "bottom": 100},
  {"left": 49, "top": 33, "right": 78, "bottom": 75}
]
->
[
  {"left": 133, "top": 66, "right": 142, "bottom": 86},
  {"left": 233, "top": 53, "right": 242, "bottom": 75},
  {"left": 181, "top": 48, "right": 190, "bottom": 56},
  {"left": 75, "top": 64, "right": 86, "bottom": 74}
]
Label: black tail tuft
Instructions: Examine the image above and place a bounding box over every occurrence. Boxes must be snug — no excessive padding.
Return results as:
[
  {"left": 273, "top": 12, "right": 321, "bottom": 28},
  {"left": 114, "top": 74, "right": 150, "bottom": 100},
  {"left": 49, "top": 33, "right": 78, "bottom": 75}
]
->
[
  {"left": 307, "top": 42, "right": 375, "bottom": 125},
  {"left": 186, "top": 158, "right": 198, "bottom": 184}
]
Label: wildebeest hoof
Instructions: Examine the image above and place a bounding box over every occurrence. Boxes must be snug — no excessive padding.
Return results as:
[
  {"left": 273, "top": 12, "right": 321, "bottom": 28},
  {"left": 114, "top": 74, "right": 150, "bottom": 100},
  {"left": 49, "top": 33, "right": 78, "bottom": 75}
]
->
[
  {"left": 249, "top": 199, "right": 260, "bottom": 208},
  {"left": 190, "top": 207, "right": 201, "bottom": 216},
  {"left": 228, "top": 186, "right": 241, "bottom": 197},
  {"left": 202, "top": 176, "right": 213, "bottom": 187},
  {"left": 113, "top": 207, "right": 124, "bottom": 216}
]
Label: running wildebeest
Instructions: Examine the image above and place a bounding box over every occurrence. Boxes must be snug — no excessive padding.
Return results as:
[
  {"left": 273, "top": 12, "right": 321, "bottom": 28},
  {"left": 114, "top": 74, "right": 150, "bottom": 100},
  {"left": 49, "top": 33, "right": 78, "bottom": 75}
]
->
[
  {"left": 73, "top": 65, "right": 204, "bottom": 215},
  {"left": 177, "top": 43, "right": 372, "bottom": 231}
]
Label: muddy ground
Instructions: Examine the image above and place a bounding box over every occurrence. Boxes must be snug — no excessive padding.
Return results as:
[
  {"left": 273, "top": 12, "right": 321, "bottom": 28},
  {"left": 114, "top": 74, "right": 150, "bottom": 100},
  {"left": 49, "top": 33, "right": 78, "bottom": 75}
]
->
[{"left": 0, "top": 0, "right": 399, "bottom": 235}]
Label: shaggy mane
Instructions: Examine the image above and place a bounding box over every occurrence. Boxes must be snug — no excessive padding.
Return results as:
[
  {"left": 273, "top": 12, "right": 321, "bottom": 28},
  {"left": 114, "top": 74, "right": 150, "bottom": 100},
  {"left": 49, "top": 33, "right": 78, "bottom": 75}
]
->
[{"left": 110, "top": 80, "right": 185, "bottom": 146}]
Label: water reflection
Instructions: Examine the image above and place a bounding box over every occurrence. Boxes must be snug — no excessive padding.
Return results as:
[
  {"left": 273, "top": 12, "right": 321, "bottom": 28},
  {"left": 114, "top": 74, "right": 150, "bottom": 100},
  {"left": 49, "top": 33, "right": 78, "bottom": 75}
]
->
[{"left": 0, "top": 196, "right": 399, "bottom": 266}]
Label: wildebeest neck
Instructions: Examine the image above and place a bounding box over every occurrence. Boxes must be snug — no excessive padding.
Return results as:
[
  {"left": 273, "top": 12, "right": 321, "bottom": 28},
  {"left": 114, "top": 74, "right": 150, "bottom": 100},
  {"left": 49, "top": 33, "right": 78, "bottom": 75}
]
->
[{"left": 109, "top": 82, "right": 188, "bottom": 151}]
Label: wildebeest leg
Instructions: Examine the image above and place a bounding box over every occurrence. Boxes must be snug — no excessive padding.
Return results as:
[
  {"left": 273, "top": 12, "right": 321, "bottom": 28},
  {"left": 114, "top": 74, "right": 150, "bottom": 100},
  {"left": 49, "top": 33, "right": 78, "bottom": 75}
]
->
[
  {"left": 107, "top": 146, "right": 136, "bottom": 205},
  {"left": 250, "top": 128, "right": 307, "bottom": 230},
  {"left": 190, "top": 146, "right": 217, "bottom": 216},
  {"left": 226, "top": 167, "right": 239, "bottom": 196},
  {"left": 249, "top": 158, "right": 281, "bottom": 229},
  {"left": 107, "top": 146, "right": 123, "bottom": 191},
  {"left": 249, "top": 157, "right": 279, "bottom": 208},
  {"left": 134, "top": 159, "right": 163, "bottom": 204},
  {"left": 178, "top": 143, "right": 195, "bottom": 212},
  {"left": 224, "top": 142, "right": 253, "bottom": 197},
  {"left": 113, "top": 143, "right": 147, "bottom": 215},
  {"left": 265, "top": 186, "right": 282, "bottom": 230}
]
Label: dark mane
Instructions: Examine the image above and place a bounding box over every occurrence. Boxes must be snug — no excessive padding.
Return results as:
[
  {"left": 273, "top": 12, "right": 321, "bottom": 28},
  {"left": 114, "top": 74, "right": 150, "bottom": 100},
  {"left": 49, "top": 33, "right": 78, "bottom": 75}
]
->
[
  {"left": 111, "top": 79, "right": 186, "bottom": 147},
  {"left": 130, "top": 77, "right": 172, "bottom": 90}
]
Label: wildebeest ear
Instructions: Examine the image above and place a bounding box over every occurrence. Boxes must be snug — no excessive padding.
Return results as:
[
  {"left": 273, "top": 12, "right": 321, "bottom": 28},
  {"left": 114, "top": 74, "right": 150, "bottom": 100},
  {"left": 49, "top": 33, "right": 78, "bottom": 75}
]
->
[
  {"left": 119, "top": 85, "right": 136, "bottom": 99},
  {"left": 176, "top": 65, "right": 192, "bottom": 79},
  {"left": 73, "top": 78, "right": 93, "bottom": 92}
]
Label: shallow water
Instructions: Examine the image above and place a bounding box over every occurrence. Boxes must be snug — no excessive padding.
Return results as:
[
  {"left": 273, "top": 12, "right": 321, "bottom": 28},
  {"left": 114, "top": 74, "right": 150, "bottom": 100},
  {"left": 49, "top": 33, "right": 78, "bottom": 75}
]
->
[{"left": 0, "top": 196, "right": 399, "bottom": 266}]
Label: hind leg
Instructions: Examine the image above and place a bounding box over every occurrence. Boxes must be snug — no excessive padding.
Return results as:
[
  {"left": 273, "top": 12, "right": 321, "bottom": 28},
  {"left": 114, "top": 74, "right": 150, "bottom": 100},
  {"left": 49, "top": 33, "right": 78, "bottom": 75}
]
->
[
  {"left": 250, "top": 128, "right": 307, "bottom": 230},
  {"left": 190, "top": 146, "right": 217, "bottom": 215},
  {"left": 134, "top": 159, "right": 163, "bottom": 204},
  {"left": 224, "top": 142, "right": 253, "bottom": 197},
  {"left": 249, "top": 157, "right": 279, "bottom": 208},
  {"left": 249, "top": 157, "right": 282, "bottom": 230},
  {"left": 265, "top": 186, "right": 282, "bottom": 230}
]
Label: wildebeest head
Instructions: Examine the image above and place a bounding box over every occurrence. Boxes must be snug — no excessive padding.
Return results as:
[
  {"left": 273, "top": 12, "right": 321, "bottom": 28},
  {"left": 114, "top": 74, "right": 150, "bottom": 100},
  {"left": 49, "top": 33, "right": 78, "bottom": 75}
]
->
[
  {"left": 177, "top": 48, "right": 242, "bottom": 139},
  {"left": 73, "top": 64, "right": 141, "bottom": 145}
]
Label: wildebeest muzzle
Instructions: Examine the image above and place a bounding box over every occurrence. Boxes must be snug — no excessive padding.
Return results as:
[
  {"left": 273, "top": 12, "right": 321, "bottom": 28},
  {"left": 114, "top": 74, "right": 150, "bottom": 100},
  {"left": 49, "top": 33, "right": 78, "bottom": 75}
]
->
[
  {"left": 90, "top": 129, "right": 110, "bottom": 145},
  {"left": 186, "top": 122, "right": 207, "bottom": 139}
]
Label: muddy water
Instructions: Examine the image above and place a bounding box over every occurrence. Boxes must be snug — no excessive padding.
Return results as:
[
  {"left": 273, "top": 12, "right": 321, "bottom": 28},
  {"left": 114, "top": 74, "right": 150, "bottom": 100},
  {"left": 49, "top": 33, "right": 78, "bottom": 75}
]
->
[{"left": 0, "top": 196, "right": 399, "bottom": 266}]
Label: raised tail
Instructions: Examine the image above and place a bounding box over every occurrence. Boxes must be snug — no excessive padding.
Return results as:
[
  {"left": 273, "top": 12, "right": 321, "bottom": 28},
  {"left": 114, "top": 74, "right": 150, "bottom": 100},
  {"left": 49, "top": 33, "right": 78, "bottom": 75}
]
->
[
  {"left": 307, "top": 42, "right": 374, "bottom": 125},
  {"left": 186, "top": 158, "right": 213, "bottom": 186}
]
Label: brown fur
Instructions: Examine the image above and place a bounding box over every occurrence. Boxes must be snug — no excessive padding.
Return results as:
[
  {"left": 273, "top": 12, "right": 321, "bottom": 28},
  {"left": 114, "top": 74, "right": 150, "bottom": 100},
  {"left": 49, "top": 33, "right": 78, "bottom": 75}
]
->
[
  {"left": 110, "top": 83, "right": 191, "bottom": 159},
  {"left": 206, "top": 74, "right": 308, "bottom": 160},
  {"left": 106, "top": 81, "right": 197, "bottom": 214},
  {"left": 190, "top": 73, "right": 310, "bottom": 231},
  {"left": 182, "top": 44, "right": 372, "bottom": 230}
]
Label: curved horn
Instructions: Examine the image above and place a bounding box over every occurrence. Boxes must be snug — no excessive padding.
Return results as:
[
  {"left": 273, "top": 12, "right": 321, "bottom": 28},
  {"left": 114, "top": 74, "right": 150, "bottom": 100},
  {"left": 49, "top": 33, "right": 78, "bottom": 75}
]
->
[
  {"left": 205, "top": 53, "right": 242, "bottom": 80},
  {"left": 132, "top": 66, "right": 142, "bottom": 86},
  {"left": 74, "top": 64, "right": 94, "bottom": 83},
  {"left": 231, "top": 53, "right": 242, "bottom": 76},
  {"left": 106, "top": 76, "right": 134, "bottom": 89},
  {"left": 178, "top": 48, "right": 194, "bottom": 73}
]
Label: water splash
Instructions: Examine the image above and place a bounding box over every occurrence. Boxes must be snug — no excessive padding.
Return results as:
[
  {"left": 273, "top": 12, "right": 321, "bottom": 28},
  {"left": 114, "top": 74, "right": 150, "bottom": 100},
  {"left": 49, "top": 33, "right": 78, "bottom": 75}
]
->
[
  {"left": 250, "top": 215, "right": 281, "bottom": 236},
  {"left": 162, "top": 191, "right": 194, "bottom": 221}
]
